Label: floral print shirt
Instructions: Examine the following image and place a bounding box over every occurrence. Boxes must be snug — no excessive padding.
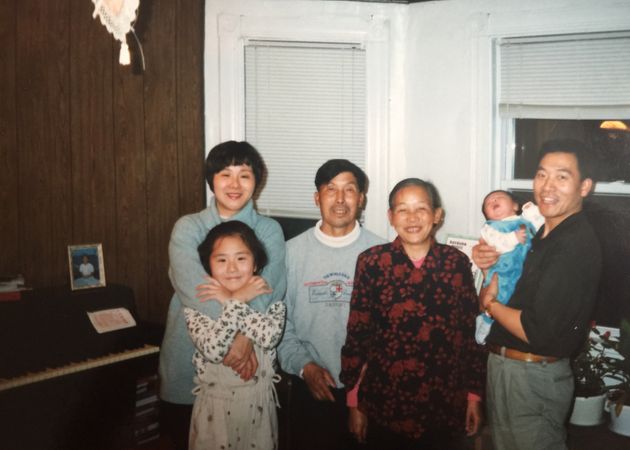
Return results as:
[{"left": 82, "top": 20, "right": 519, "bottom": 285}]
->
[
  {"left": 340, "top": 238, "right": 485, "bottom": 439},
  {"left": 185, "top": 301, "right": 286, "bottom": 378}
]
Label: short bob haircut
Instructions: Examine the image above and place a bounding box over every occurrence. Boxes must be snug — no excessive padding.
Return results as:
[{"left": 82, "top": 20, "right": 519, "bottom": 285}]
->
[
  {"left": 388, "top": 178, "right": 442, "bottom": 211},
  {"left": 481, "top": 190, "right": 522, "bottom": 220},
  {"left": 314, "top": 159, "right": 368, "bottom": 193},
  {"left": 205, "top": 141, "right": 266, "bottom": 193},
  {"left": 197, "top": 220, "right": 268, "bottom": 276},
  {"left": 538, "top": 138, "right": 595, "bottom": 181}
]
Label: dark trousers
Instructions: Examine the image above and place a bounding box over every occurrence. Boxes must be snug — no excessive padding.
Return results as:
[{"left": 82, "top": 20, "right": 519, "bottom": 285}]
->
[
  {"left": 288, "top": 375, "right": 362, "bottom": 450},
  {"left": 365, "top": 420, "right": 465, "bottom": 450},
  {"left": 159, "top": 400, "right": 193, "bottom": 450}
]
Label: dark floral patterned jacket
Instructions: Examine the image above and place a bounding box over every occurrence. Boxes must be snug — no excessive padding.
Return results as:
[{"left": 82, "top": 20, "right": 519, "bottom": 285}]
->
[{"left": 340, "top": 237, "right": 485, "bottom": 439}]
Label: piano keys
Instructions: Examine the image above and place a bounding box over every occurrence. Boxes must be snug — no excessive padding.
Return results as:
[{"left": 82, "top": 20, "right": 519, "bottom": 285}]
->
[{"left": 0, "top": 343, "right": 159, "bottom": 392}]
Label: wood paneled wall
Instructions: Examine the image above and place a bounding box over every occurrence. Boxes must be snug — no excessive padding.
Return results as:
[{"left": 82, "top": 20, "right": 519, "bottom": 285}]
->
[{"left": 0, "top": 0, "right": 205, "bottom": 324}]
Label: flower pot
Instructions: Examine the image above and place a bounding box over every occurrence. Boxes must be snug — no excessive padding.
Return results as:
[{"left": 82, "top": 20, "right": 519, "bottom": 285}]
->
[
  {"left": 569, "top": 393, "right": 606, "bottom": 426},
  {"left": 606, "top": 399, "right": 630, "bottom": 436}
]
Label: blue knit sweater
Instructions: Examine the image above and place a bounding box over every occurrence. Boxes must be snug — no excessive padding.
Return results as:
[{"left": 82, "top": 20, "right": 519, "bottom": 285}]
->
[{"left": 159, "top": 200, "right": 286, "bottom": 404}]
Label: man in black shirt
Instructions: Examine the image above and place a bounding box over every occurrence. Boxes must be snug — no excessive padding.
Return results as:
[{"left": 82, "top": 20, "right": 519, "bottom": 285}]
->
[{"left": 473, "top": 139, "right": 602, "bottom": 450}]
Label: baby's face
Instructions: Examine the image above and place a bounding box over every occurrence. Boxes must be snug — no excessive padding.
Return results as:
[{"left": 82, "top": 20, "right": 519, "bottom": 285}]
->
[{"left": 483, "top": 192, "right": 519, "bottom": 221}]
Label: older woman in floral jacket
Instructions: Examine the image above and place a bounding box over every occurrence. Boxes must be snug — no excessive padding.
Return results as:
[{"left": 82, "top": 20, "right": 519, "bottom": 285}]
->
[{"left": 341, "top": 178, "right": 485, "bottom": 450}]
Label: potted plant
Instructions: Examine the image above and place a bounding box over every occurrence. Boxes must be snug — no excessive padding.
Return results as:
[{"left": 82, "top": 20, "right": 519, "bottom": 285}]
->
[
  {"left": 569, "top": 324, "right": 614, "bottom": 426},
  {"left": 604, "top": 319, "right": 630, "bottom": 436}
]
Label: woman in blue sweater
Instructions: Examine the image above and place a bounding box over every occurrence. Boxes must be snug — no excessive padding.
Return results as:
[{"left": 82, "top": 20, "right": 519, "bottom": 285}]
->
[{"left": 158, "top": 141, "right": 287, "bottom": 450}]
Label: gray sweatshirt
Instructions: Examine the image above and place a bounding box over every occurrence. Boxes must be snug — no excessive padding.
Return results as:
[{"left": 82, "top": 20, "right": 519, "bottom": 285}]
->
[{"left": 278, "top": 225, "right": 385, "bottom": 387}]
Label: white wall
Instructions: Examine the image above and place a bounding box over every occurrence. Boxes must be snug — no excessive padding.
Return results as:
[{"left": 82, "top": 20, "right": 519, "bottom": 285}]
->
[{"left": 204, "top": 0, "right": 630, "bottom": 240}]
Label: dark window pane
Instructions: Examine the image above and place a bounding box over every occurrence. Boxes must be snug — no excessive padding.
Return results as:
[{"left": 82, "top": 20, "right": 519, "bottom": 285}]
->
[{"left": 514, "top": 119, "right": 630, "bottom": 182}]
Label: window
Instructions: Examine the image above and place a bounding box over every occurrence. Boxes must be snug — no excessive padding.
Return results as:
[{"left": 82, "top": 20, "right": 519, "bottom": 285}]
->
[
  {"left": 498, "top": 31, "right": 630, "bottom": 191},
  {"left": 497, "top": 32, "right": 630, "bottom": 326},
  {"left": 212, "top": 13, "right": 390, "bottom": 237},
  {"left": 244, "top": 40, "right": 367, "bottom": 220}
]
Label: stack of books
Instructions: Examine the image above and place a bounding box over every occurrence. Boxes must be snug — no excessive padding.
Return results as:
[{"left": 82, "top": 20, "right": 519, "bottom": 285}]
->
[
  {"left": 0, "top": 275, "right": 27, "bottom": 301},
  {"left": 132, "top": 373, "right": 160, "bottom": 446}
]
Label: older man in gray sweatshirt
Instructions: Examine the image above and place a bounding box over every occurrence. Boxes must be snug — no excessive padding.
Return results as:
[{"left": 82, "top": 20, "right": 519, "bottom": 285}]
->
[{"left": 278, "top": 159, "right": 385, "bottom": 450}]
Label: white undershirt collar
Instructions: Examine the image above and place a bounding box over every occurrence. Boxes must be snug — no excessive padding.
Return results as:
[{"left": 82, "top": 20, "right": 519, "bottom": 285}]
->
[{"left": 313, "top": 220, "right": 361, "bottom": 248}]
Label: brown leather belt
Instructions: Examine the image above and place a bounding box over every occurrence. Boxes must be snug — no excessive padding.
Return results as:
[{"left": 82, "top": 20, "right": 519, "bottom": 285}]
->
[{"left": 487, "top": 344, "right": 559, "bottom": 363}]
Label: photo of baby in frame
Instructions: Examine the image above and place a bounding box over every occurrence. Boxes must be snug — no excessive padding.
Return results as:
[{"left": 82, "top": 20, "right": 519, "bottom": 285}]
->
[{"left": 68, "top": 243, "right": 106, "bottom": 290}]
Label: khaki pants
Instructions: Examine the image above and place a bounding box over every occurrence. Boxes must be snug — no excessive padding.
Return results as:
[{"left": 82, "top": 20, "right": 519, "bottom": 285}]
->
[{"left": 486, "top": 353, "right": 574, "bottom": 450}]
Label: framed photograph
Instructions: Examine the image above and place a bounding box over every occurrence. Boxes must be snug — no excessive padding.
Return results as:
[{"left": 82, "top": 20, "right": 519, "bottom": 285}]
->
[{"left": 68, "top": 243, "right": 106, "bottom": 290}]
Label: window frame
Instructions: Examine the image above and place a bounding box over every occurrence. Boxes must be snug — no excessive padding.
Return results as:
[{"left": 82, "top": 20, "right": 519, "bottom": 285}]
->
[
  {"left": 208, "top": 13, "right": 391, "bottom": 237},
  {"left": 495, "top": 29, "right": 630, "bottom": 194},
  {"left": 469, "top": 6, "right": 630, "bottom": 232}
]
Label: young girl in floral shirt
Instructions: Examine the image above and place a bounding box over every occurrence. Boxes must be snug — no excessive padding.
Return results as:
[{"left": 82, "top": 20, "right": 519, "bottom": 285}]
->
[{"left": 184, "top": 220, "right": 285, "bottom": 450}]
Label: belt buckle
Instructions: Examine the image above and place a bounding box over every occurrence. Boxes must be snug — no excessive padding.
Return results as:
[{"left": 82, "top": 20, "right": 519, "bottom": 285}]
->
[{"left": 523, "top": 353, "right": 537, "bottom": 363}]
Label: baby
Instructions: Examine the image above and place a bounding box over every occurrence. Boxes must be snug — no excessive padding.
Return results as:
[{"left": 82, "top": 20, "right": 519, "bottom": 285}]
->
[{"left": 475, "top": 190, "right": 544, "bottom": 344}]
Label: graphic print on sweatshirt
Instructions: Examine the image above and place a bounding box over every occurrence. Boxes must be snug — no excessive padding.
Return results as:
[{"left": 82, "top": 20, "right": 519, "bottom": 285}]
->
[{"left": 304, "top": 271, "right": 353, "bottom": 305}]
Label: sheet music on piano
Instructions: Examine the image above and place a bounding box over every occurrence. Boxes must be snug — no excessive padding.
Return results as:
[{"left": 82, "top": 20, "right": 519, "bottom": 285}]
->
[{"left": 88, "top": 307, "right": 136, "bottom": 333}]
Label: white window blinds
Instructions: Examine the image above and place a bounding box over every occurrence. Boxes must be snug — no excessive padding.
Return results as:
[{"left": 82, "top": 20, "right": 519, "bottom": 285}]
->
[
  {"left": 244, "top": 40, "right": 366, "bottom": 219},
  {"left": 499, "top": 31, "right": 630, "bottom": 119}
]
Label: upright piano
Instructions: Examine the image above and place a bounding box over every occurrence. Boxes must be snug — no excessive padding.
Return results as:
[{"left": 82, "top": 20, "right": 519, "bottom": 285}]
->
[{"left": 0, "top": 284, "right": 160, "bottom": 450}]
